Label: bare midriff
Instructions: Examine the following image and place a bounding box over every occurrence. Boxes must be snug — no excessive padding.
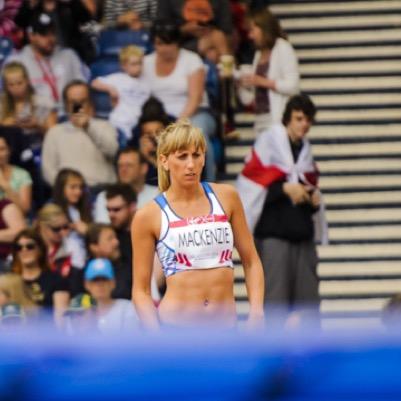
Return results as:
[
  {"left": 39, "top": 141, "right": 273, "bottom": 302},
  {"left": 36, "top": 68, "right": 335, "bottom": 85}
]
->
[{"left": 158, "top": 267, "right": 237, "bottom": 328}]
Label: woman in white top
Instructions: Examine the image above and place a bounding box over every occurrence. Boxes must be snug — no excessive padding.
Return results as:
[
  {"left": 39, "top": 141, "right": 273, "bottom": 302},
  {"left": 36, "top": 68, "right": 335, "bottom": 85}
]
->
[
  {"left": 239, "top": 8, "right": 300, "bottom": 134},
  {"left": 142, "top": 20, "right": 217, "bottom": 181},
  {"left": 132, "top": 120, "right": 264, "bottom": 330}
]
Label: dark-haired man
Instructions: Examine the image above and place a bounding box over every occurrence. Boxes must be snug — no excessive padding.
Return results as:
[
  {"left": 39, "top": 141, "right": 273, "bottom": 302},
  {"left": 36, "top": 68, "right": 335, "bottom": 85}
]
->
[
  {"left": 7, "top": 12, "right": 86, "bottom": 111},
  {"left": 104, "top": 184, "right": 137, "bottom": 299},
  {"left": 41, "top": 80, "right": 118, "bottom": 187},
  {"left": 237, "top": 94, "right": 326, "bottom": 310}
]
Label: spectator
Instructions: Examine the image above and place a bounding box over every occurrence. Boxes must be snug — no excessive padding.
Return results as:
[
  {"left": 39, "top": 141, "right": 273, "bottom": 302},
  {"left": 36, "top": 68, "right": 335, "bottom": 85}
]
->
[
  {"left": 143, "top": 21, "right": 217, "bottom": 180},
  {"left": 91, "top": 45, "right": 151, "bottom": 141},
  {"left": 0, "top": 61, "right": 58, "bottom": 149},
  {"left": 7, "top": 11, "right": 87, "bottom": 111},
  {"left": 11, "top": 227, "right": 70, "bottom": 324},
  {"left": 238, "top": 8, "right": 299, "bottom": 134},
  {"left": 156, "top": 0, "right": 233, "bottom": 63},
  {"left": 86, "top": 223, "right": 128, "bottom": 299},
  {"left": 0, "top": 197, "right": 26, "bottom": 272},
  {"left": 0, "top": 132, "right": 32, "bottom": 214},
  {"left": 41, "top": 80, "right": 119, "bottom": 188},
  {"left": 237, "top": 94, "right": 322, "bottom": 310},
  {"left": 36, "top": 203, "right": 85, "bottom": 295},
  {"left": 94, "top": 148, "right": 159, "bottom": 223},
  {"left": 53, "top": 168, "right": 92, "bottom": 237},
  {"left": 132, "top": 96, "right": 170, "bottom": 185},
  {"left": 105, "top": 184, "right": 136, "bottom": 300},
  {"left": 103, "top": 0, "right": 157, "bottom": 30},
  {"left": 84, "top": 258, "right": 138, "bottom": 334},
  {"left": 0, "top": 273, "right": 38, "bottom": 316},
  {"left": 15, "top": 0, "right": 103, "bottom": 63}
]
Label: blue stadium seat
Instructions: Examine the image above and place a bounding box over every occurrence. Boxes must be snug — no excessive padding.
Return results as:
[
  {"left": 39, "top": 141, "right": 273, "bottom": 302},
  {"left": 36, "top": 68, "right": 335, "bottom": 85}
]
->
[
  {"left": 91, "top": 89, "right": 112, "bottom": 119},
  {"left": 89, "top": 57, "right": 120, "bottom": 80},
  {"left": 97, "top": 29, "right": 152, "bottom": 58}
]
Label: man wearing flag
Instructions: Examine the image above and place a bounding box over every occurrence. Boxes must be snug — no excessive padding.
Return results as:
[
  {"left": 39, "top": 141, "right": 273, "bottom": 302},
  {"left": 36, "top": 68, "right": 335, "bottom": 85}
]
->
[{"left": 237, "top": 94, "right": 327, "bottom": 310}]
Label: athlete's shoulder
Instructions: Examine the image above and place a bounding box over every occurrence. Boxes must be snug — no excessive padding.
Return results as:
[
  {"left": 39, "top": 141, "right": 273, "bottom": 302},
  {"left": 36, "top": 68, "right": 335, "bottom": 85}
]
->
[
  {"left": 208, "top": 182, "right": 237, "bottom": 198},
  {"left": 133, "top": 200, "right": 160, "bottom": 229}
]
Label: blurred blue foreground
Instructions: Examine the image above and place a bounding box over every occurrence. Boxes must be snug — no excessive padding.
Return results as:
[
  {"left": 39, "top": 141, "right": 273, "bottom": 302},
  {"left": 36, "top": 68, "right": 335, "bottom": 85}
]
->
[{"left": 1, "top": 322, "right": 401, "bottom": 401}]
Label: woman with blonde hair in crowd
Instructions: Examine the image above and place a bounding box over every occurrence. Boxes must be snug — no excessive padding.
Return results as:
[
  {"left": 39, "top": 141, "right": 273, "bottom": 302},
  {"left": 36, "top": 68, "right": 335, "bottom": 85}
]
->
[
  {"left": 239, "top": 8, "right": 299, "bottom": 134},
  {"left": 0, "top": 61, "right": 58, "bottom": 146},
  {"left": 132, "top": 120, "right": 264, "bottom": 330}
]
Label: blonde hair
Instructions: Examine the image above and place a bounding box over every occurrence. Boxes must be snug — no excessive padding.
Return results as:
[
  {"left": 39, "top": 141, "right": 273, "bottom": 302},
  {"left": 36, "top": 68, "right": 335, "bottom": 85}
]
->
[
  {"left": 0, "top": 62, "right": 34, "bottom": 121},
  {"left": 157, "top": 119, "right": 207, "bottom": 192},
  {"left": 37, "top": 203, "right": 66, "bottom": 225},
  {"left": 119, "top": 45, "right": 144, "bottom": 64},
  {"left": 0, "top": 273, "right": 37, "bottom": 311}
]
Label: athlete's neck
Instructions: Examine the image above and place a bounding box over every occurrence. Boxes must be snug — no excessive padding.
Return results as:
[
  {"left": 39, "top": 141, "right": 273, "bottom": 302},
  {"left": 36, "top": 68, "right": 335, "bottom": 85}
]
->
[{"left": 166, "top": 182, "right": 204, "bottom": 203}]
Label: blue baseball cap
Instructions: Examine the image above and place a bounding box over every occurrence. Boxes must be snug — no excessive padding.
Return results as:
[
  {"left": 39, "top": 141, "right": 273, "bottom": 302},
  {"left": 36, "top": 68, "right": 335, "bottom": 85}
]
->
[{"left": 85, "top": 258, "right": 115, "bottom": 281}]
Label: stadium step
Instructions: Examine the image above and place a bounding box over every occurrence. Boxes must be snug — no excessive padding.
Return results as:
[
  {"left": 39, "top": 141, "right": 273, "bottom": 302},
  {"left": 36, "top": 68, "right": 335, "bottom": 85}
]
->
[{"left": 230, "top": 0, "right": 401, "bottom": 329}]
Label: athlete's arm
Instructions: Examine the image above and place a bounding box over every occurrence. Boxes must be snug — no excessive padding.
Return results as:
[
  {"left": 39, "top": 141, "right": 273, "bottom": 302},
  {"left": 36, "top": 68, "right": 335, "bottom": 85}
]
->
[
  {"left": 216, "top": 184, "right": 265, "bottom": 327},
  {"left": 131, "top": 203, "right": 161, "bottom": 331}
]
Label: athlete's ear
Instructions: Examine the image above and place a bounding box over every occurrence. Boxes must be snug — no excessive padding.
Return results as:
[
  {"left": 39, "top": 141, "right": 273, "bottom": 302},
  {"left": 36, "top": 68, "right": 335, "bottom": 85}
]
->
[{"left": 159, "top": 153, "right": 169, "bottom": 171}]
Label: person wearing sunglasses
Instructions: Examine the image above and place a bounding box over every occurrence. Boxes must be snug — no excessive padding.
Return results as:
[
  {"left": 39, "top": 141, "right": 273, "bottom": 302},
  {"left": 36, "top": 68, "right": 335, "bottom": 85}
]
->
[
  {"left": 36, "top": 203, "right": 85, "bottom": 297},
  {"left": 104, "top": 184, "right": 137, "bottom": 300},
  {"left": 11, "top": 228, "right": 70, "bottom": 326}
]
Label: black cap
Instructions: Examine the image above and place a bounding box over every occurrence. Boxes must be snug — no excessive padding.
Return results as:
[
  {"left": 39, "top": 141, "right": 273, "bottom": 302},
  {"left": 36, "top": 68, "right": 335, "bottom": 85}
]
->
[{"left": 30, "top": 12, "right": 56, "bottom": 35}]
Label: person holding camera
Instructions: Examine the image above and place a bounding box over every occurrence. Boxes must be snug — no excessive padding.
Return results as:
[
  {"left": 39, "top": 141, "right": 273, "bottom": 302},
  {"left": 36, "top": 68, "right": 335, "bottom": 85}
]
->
[
  {"left": 237, "top": 95, "right": 325, "bottom": 312},
  {"left": 41, "top": 80, "right": 119, "bottom": 190}
]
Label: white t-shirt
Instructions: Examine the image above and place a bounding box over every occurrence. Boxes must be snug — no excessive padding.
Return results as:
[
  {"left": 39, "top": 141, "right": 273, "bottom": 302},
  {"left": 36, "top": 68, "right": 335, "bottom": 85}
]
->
[
  {"left": 143, "top": 49, "right": 208, "bottom": 118},
  {"left": 97, "top": 299, "right": 139, "bottom": 334},
  {"left": 97, "top": 72, "right": 151, "bottom": 139}
]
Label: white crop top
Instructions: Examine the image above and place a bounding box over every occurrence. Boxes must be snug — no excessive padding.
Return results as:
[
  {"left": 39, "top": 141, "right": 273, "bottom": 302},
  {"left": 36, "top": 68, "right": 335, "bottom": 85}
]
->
[{"left": 154, "top": 182, "right": 234, "bottom": 277}]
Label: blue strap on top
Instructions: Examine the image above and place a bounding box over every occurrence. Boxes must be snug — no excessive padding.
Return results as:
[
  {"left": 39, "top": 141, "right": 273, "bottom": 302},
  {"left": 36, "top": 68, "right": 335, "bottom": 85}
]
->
[
  {"left": 201, "top": 181, "right": 213, "bottom": 194},
  {"left": 154, "top": 194, "right": 167, "bottom": 209}
]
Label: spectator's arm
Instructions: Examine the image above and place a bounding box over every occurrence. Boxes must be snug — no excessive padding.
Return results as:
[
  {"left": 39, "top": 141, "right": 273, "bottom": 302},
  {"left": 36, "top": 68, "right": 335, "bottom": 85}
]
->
[
  {"left": 0, "top": 182, "right": 32, "bottom": 215},
  {"left": 91, "top": 78, "right": 119, "bottom": 103},
  {"left": 179, "top": 68, "right": 205, "bottom": 119},
  {"left": 0, "top": 202, "right": 26, "bottom": 243},
  {"left": 43, "top": 110, "right": 58, "bottom": 132},
  {"left": 273, "top": 41, "right": 300, "bottom": 96},
  {"left": 41, "top": 128, "right": 59, "bottom": 186},
  {"left": 67, "top": 49, "right": 87, "bottom": 81},
  {"left": 85, "top": 120, "right": 119, "bottom": 159}
]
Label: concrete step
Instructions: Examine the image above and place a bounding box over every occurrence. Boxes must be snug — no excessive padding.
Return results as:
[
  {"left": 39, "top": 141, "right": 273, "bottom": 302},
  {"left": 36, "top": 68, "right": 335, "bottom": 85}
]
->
[
  {"left": 297, "top": 46, "right": 401, "bottom": 61},
  {"left": 318, "top": 243, "right": 401, "bottom": 260},
  {"left": 310, "top": 93, "right": 401, "bottom": 108},
  {"left": 301, "top": 76, "right": 401, "bottom": 92},
  {"left": 320, "top": 298, "right": 389, "bottom": 313},
  {"left": 324, "top": 191, "right": 401, "bottom": 207},
  {"left": 271, "top": 1, "right": 401, "bottom": 15},
  {"left": 318, "top": 261, "right": 401, "bottom": 278},
  {"left": 326, "top": 208, "right": 401, "bottom": 224},
  {"left": 319, "top": 279, "right": 401, "bottom": 297},
  {"left": 329, "top": 225, "right": 401, "bottom": 243},
  {"left": 321, "top": 317, "right": 382, "bottom": 330},
  {"left": 282, "top": 14, "right": 401, "bottom": 31},
  {"left": 289, "top": 28, "right": 401, "bottom": 47},
  {"left": 315, "top": 109, "right": 401, "bottom": 123},
  {"left": 300, "top": 60, "right": 401, "bottom": 77}
]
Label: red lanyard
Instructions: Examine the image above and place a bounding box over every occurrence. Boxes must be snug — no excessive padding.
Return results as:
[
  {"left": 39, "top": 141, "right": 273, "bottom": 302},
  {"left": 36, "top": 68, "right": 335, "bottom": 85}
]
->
[{"left": 34, "top": 54, "right": 59, "bottom": 102}]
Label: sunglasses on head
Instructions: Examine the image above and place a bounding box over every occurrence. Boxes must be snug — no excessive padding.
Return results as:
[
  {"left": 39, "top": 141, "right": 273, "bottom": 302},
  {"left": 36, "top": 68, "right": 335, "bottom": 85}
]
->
[
  {"left": 48, "top": 223, "right": 70, "bottom": 233},
  {"left": 14, "top": 242, "right": 36, "bottom": 252}
]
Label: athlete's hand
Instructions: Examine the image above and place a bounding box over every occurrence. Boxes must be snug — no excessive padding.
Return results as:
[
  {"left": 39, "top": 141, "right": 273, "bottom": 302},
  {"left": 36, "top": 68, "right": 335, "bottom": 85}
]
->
[{"left": 283, "top": 183, "right": 310, "bottom": 205}]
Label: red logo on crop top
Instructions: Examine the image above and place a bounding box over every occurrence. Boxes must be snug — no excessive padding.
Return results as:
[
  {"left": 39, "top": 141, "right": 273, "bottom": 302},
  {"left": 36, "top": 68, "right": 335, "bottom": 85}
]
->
[{"left": 169, "top": 214, "right": 228, "bottom": 228}]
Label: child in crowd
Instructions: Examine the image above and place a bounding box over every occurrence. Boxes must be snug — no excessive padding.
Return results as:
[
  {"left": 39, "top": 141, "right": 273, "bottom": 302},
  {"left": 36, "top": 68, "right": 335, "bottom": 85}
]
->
[
  {"left": 84, "top": 258, "right": 138, "bottom": 334},
  {"left": 91, "top": 45, "right": 151, "bottom": 141},
  {"left": 53, "top": 169, "right": 92, "bottom": 237},
  {"left": 52, "top": 169, "right": 92, "bottom": 270},
  {"left": 0, "top": 62, "right": 58, "bottom": 150}
]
